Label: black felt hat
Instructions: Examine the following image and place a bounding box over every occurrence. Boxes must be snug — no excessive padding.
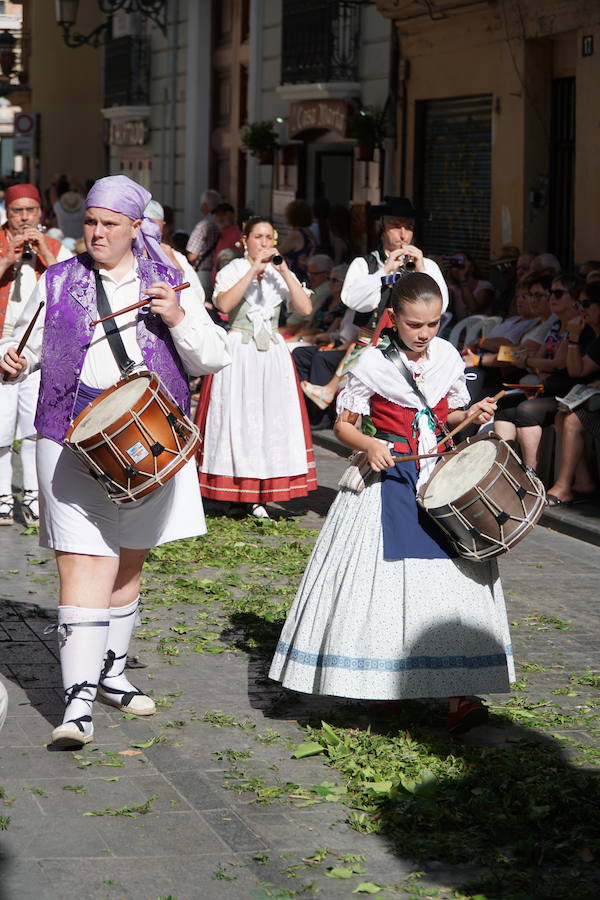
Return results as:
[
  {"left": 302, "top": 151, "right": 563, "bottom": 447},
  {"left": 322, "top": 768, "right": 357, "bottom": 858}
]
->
[{"left": 367, "top": 196, "right": 418, "bottom": 222}]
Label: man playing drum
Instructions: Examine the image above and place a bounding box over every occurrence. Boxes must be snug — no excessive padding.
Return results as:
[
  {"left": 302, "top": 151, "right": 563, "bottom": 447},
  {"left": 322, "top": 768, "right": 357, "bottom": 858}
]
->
[{"left": 0, "top": 175, "right": 231, "bottom": 748}]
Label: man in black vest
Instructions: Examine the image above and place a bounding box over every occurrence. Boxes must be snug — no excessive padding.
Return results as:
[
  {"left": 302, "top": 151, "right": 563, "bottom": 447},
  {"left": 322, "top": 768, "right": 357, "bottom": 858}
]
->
[{"left": 341, "top": 197, "right": 448, "bottom": 328}]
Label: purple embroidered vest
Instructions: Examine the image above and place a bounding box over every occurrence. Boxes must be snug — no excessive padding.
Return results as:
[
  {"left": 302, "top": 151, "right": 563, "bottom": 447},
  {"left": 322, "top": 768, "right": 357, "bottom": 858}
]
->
[{"left": 35, "top": 253, "right": 190, "bottom": 443}]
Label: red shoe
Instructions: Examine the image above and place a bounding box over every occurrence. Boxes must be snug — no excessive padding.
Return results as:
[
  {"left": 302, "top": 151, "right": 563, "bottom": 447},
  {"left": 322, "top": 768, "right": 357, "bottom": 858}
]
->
[{"left": 445, "top": 700, "right": 488, "bottom": 734}]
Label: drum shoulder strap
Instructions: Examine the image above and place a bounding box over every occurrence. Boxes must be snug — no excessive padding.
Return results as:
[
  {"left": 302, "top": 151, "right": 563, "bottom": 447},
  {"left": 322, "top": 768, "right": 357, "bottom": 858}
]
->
[
  {"left": 94, "top": 270, "right": 136, "bottom": 375},
  {"left": 380, "top": 339, "right": 454, "bottom": 447}
]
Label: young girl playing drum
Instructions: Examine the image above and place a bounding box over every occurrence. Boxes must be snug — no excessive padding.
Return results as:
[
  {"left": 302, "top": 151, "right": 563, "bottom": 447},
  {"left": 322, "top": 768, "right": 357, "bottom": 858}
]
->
[{"left": 270, "top": 272, "right": 515, "bottom": 732}]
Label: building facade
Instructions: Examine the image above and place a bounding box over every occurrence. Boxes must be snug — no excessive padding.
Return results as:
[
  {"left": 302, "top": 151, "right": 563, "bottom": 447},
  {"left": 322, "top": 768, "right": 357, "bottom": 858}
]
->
[
  {"left": 376, "top": 0, "right": 600, "bottom": 267},
  {"left": 252, "top": 0, "right": 392, "bottom": 230},
  {"left": 28, "top": 0, "right": 105, "bottom": 190}
]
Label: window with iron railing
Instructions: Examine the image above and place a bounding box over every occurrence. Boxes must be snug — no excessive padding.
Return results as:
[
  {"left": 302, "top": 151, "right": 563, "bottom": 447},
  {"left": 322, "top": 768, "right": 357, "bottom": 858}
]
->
[
  {"left": 104, "top": 36, "right": 151, "bottom": 107},
  {"left": 281, "top": 0, "right": 361, "bottom": 85}
]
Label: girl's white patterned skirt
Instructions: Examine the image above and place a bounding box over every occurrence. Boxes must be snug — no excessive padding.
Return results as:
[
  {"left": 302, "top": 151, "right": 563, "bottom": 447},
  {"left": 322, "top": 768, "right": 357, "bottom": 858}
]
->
[{"left": 269, "top": 477, "right": 515, "bottom": 700}]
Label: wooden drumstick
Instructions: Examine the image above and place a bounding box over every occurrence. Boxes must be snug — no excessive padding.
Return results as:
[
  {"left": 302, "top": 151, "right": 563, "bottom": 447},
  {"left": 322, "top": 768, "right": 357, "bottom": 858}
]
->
[
  {"left": 1, "top": 300, "right": 45, "bottom": 383},
  {"left": 437, "top": 389, "right": 505, "bottom": 445},
  {"left": 90, "top": 282, "right": 190, "bottom": 326},
  {"left": 392, "top": 449, "right": 458, "bottom": 463},
  {"left": 391, "top": 390, "right": 505, "bottom": 464}
]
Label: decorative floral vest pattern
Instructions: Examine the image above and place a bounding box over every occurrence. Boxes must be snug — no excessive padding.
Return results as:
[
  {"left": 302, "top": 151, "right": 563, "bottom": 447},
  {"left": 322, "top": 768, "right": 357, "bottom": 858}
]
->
[{"left": 35, "top": 253, "right": 190, "bottom": 443}]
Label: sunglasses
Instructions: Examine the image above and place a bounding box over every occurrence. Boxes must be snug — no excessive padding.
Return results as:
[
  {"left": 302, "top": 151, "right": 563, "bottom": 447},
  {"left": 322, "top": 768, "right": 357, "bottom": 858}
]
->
[
  {"left": 579, "top": 299, "right": 599, "bottom": 309},
  {"left": 550, "top": 288, "right": 569, "bottom": 298},
  {"left": 527, "top": 291, "right": 549, "bottom": 299}
]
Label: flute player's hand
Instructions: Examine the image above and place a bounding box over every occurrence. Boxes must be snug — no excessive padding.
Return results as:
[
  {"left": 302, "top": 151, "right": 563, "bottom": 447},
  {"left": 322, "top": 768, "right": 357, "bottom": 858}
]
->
[{"left": 0, "top": 346, "right": 28, "bottom": 380}]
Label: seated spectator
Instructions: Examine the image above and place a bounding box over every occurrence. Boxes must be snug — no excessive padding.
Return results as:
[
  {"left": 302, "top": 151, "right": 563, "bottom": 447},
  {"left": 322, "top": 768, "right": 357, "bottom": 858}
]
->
[
  {"left": 586, "top": 270, "right": 600, "bottom": 284},
  {"left": 546, "top": 282, "right": 600, "bottom": 505},
  {"left": 465, "top": 282, "right": 539, "bottom": 353},
  {"left": 514, "top": 274, "right": 558, "bottom": 349},
  {"left": 292, "top": 264, "right": 356, "bottom": 426},
  {"left": 489, "top": 244, "right": 520, "bottom": 316},
  {"left": 529, "top": 252, "right": 561, "bottom": 280},
  {"left": 446, "top": 250, "right": 496, "bottom": 319},
  {"left": 294, "top": 263, "right": 349, "bottom": 345},
  {"left": 492, "top": 274, "right": 586, "bottom": 470},
  {"left": 516, "top": 251, "right": 535, "bottom": 282},
  {"left": 211, "top": 202, "right": 242, "bottom": 281},
  {"left": 278, "top": 199, "right": 317, "bottom": 284},
  {"left": 578, "top": 259, "right": 600, "bottom": 280},
  {"left": 285, "top": 254, "right": 334, "bottom": 335},
  {"left": 465, "top": 275, "right": 554, "bottom": 404}
]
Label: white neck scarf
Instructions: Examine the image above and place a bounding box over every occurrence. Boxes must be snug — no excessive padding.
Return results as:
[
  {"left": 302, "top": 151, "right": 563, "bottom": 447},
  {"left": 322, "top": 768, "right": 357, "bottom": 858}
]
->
[{"left": 351, "top": 339, "right": 466, "bottom": 487}]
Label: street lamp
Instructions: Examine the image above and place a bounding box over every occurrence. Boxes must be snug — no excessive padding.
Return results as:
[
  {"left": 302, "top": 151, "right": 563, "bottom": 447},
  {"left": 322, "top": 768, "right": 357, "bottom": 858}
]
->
[{"left": 54, "top": 0, "right": 167, "bottom": 49}]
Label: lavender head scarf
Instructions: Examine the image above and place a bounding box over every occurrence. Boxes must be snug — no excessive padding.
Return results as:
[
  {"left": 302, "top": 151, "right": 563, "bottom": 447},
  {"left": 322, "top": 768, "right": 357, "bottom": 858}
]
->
[{"left": 85, "top": 175, "right": 173, "bottom": 268}]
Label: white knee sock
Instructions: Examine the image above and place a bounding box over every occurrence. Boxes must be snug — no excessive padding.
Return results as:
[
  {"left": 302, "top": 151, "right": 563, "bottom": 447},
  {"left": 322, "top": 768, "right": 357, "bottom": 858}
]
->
[
  {"left": 99, "top": 596, "right": 146, "bottom": 701},
  {"left": 20, "top": 437, "right": 38, "bottom": 492},
  {"left": 54, "top": 606, "right": 110, "bottom": 736},
  {"left": 0, "top": 446, "right": 12, "bottom": 495}
]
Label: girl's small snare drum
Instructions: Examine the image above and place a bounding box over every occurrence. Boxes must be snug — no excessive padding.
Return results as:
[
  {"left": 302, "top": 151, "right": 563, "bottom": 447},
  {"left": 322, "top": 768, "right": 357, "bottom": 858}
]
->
[
  {"left": 417, "top": 433, "right": 546, "bottom": 561},
  {"left": 65, "top": 371, "right": 200, "bottom": 503}
]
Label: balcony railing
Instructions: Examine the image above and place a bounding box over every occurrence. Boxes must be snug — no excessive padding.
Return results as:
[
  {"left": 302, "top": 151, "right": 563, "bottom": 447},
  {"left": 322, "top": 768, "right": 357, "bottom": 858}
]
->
[
  {"left": 281, "top": 0, "right": 361, "bottom": 85},
  {"left": 104, "top": 36, "right": 150, "bottom": 107},
  {"left": 0, "top": 28, "right": 29, "bottom": 95}
]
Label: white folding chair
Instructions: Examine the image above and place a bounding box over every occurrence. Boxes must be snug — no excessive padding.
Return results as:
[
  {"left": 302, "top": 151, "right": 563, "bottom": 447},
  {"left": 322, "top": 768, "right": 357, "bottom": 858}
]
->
[
  {"left": 448, "top": 315, "right": 486, "bottom": 348},
  {"left": 478, "top": 316, "right": 502, "bottom": 338}
]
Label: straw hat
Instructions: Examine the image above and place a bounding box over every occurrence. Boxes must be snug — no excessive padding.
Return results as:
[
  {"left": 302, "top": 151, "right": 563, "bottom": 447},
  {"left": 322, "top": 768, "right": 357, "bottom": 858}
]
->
[{"left": 59, "top": 191, "right": 83, "bottom": 214}]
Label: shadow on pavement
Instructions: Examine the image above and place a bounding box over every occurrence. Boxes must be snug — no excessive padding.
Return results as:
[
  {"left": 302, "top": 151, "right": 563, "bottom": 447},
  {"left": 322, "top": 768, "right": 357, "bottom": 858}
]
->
[
  {"left": 221, "top": 609, "right": 600, "bottom": 899},
  {"left": 0, "top": 596, "right": 62, "bottom": 730}
]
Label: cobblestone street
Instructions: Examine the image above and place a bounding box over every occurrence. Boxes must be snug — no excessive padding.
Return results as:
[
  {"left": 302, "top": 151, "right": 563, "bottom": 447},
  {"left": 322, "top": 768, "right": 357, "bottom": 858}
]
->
[{"left": 0, "top": 443, "right": 599, "bottom": 900}]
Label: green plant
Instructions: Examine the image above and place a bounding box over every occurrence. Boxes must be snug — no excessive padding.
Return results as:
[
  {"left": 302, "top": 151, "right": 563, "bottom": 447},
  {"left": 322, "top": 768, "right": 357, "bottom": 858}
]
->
[
  {"left": 347, "top": 106, "right": 389, "bottom": 148},
  {"left": 242, "top": 120, "right": 279, "bottom": 158}
]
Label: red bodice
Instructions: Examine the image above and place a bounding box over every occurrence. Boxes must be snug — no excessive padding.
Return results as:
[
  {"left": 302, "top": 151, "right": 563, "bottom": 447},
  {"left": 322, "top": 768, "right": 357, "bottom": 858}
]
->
[{"left": 370, "top": 393, "right": 450, "bottom": 456}]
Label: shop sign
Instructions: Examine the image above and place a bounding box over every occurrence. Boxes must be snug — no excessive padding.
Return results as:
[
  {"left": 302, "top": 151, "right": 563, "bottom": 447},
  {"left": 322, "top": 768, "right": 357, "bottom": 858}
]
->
[
  {"left": 109, "top": 119, "right": 148, "bottom": 147},
  {"left": 288, "top": 100, "right": 348, "bottom": 139}
]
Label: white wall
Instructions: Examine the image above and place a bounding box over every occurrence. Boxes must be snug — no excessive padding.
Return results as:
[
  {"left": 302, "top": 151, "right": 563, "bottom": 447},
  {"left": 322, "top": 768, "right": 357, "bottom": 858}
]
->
[{"left": 148, "top": 0, "right": 212, "bottom": 232}]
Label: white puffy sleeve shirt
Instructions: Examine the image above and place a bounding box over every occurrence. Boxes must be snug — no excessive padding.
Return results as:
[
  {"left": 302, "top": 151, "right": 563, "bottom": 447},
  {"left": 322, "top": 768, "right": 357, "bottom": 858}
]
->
[
  {"left": 341, "top": 253, "right": 449, "bottom": 314},
  {"left": 2, "top": 262, "right": 231, "bottom": 389}
]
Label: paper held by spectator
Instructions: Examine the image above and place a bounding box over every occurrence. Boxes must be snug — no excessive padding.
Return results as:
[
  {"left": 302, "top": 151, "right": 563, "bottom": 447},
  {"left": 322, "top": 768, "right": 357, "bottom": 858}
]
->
[
  {"left": 496, "top": 344, "right": 529, "bottom": 364},
  {"left": 557, "top": 384, "right": 600, "bottom": 413}
]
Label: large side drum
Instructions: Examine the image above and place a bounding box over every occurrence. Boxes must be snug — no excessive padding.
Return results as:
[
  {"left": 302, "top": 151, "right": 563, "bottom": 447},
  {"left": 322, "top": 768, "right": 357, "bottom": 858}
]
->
[
  {"left": 65, "top": 371, "right": 200, "bottom": 503},
  {"left": 417, "top": 433, "right": 546, "bottom": 561}
]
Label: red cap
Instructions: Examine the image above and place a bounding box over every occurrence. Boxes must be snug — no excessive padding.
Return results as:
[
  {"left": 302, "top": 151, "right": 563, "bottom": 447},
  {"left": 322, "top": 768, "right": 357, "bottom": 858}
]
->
[{"left": 5, "top": 184, "right": 42, "bottom": 208}]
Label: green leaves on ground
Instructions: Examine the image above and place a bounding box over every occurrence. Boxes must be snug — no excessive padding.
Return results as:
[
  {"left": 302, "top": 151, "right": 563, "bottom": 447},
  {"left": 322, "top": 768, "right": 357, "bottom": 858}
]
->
[
  {"left": 72, "top": 750, "right": 125, "bottom": 769},
  {"left": 137, "top": 514, "right": 600, "bottom": 897},
  {"left": 84, "top": 795, "right": 157, "bottom": 817},
  {"left": 291, "top": 741, "right": 325, "bottom": 759}
]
